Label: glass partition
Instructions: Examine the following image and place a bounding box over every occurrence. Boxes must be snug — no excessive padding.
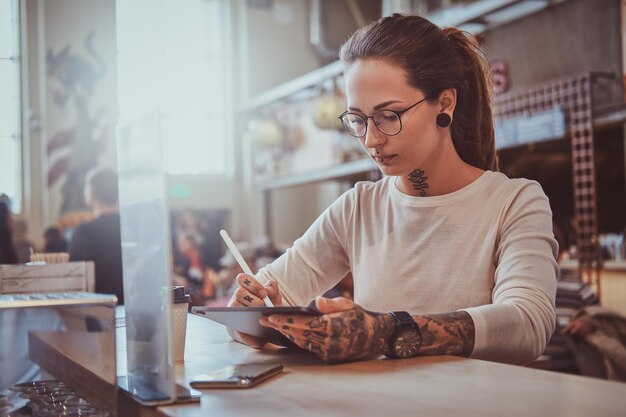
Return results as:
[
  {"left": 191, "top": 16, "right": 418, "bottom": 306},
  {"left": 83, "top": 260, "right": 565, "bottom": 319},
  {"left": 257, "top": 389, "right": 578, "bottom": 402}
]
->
[
  {"left": 0, "top": 299, "right": 117, "bottom": 416},
  {"left": 116, "top": 112, "right": 177, "bottom": 404}
]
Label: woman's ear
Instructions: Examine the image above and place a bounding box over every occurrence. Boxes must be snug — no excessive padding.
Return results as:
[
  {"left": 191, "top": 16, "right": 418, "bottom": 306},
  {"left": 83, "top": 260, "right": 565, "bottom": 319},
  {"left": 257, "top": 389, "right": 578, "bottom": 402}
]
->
[{"left": 438, "top": 88, "right": 457, "bottom": 114}]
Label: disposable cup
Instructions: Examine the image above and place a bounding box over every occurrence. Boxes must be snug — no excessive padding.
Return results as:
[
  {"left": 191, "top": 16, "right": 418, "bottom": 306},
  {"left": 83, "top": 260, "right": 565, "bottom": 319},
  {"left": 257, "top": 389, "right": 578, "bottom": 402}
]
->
[{"left": 170, "top": 286, "right": 190, "bottom": 362}]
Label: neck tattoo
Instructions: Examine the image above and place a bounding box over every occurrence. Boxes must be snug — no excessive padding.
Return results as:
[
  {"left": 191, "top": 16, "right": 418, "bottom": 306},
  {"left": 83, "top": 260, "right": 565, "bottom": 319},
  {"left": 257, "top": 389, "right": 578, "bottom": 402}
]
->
[{"left": 408, "top": 169, "right": 429, "bottom": 196}]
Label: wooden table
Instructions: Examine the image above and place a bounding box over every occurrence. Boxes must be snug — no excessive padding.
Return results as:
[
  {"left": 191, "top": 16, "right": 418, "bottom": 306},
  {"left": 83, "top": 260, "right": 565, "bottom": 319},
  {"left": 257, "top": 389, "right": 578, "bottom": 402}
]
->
[
  {"left": 33, "top": 313, "right": 626, "bottom": 417},
  {"left": 29, "top": 330, "right": 116, "bottom": 413}
]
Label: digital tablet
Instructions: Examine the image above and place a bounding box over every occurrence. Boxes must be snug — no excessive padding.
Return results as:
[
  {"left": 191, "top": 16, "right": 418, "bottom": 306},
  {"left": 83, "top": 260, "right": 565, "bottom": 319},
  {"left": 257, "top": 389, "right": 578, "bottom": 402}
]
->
[{"left": 191, "top": 306, "right": 322, "bottom": 347}]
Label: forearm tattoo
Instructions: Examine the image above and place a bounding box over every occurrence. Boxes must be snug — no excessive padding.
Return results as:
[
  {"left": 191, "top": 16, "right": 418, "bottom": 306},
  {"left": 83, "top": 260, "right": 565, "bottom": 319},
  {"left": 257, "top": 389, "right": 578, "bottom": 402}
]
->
[
  {"left": 408, "top": 169, "right": 429, "bottom": 196},
  {"left": 416, "top": 311, "right": 475, "bottom": 357},
  {"left": 302, "top": 309, "right": 396, "bottom": 363}
]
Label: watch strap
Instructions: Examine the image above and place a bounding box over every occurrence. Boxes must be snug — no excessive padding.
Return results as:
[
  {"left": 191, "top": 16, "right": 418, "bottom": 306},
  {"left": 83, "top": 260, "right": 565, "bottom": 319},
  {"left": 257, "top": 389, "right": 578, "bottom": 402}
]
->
[{"left": 389, "top": 311, "right": 418, "bottom": 328}]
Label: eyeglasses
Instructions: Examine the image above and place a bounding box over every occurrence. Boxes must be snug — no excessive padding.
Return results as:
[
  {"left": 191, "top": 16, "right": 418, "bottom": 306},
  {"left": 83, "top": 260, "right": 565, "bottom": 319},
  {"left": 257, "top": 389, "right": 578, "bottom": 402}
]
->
[{"left": 338, "top": 97, "right": 429, "bottom": 138}]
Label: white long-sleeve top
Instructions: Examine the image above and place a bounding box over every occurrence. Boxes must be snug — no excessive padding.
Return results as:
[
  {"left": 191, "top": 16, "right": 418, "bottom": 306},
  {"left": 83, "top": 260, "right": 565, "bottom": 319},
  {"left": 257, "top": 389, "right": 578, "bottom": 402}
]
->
[{"left": 256, "top": 171, "right": 558, "bottom": 365}]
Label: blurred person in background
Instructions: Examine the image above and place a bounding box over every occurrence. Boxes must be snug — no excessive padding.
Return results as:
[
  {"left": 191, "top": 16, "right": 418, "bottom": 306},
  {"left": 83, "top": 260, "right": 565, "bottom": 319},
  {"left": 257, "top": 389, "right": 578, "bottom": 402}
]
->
[
  {"left": 69, "top": 168, "right": 124, "bottom": 304},
  {"left": 173, "top": 232, "right": 215, "bottom": 305},
  {"left": 0, "top": 200, "right": 18, "bottom": 264},
  {"left": 12, "top": 219, "right": 35, "bottom": 263},
  {"left": 178, "top": 210, "right": 210, "bottom": 248},
  {"left": 0, "top": 194, "right": 34, "bottom": 263},
  {"left": 43, "top": 226, "right": 68, "bottom": 253},
  {"left": 563, "top": 306, "right": 626, "bottom": 381},
  {"left": 176, "top": 209, "right": 223, "bottom": 271},
  {"left": 0, "top": 193, "right": 11, "bottom": 208}
]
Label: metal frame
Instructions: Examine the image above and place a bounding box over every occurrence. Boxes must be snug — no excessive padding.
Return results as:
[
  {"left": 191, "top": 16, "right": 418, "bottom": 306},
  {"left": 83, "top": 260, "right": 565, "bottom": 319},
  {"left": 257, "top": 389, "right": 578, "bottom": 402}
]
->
[{"left": 494, "top": 73, "right": 601, "bottom": 284}]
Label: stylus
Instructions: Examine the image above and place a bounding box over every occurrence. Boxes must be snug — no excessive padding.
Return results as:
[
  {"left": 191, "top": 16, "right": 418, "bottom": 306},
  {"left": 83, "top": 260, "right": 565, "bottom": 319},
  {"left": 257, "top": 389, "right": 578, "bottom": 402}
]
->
[{"left": 220, "top": 229, "right": 274, "bottom": 307}]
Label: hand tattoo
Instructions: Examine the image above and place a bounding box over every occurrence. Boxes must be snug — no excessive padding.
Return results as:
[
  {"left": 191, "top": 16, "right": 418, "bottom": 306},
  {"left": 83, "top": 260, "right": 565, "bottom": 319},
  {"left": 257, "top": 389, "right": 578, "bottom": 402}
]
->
[
  {"left": 266, "top": 304, "right": 474, "bottom": 363},
  {"left": 300, "top": 308, "right": 396, "bottom": 363},
  {"left": 415, "top": 311, "right": 475, "bottom": 356},
  {"left": 244, "top": 278, "right": 251, "bottom": 286},
  {"left": 408, "top": 169, "right": 429, "bottom": 196},
  {"left": 243, "top": 295, "right": 253, "bottom": 303}
]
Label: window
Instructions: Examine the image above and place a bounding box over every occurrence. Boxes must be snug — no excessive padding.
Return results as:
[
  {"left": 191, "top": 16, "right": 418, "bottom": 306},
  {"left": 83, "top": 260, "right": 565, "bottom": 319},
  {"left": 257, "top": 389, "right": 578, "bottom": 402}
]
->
[
  {"left": 116, "top": 0, "right": 232, "bottom": 176},
  {"left": 0, "top": 0, "right": 21, "bottom": 212}
]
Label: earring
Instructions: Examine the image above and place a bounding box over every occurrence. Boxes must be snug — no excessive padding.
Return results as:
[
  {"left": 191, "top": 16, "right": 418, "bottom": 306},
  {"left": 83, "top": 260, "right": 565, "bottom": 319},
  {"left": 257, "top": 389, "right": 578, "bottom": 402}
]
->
[{"left": 436, "top": 113, "right": 452, "bottom": 128}]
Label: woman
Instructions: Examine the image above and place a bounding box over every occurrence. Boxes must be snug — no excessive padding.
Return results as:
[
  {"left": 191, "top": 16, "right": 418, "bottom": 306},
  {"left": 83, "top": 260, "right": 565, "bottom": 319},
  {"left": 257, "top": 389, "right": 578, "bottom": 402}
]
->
[
  {"left": 0, "top": 200, "right": 18, "bottom": 264},
  {"left": 229, "top": 14, "right": 558, "bottom": 365}
]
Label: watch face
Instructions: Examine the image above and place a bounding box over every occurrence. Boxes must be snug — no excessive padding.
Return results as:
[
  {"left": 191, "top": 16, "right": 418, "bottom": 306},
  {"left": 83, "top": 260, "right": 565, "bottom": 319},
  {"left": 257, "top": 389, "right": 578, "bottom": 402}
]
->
[{"left": 393, "top": 328, "right": 421, "bottom": 359}]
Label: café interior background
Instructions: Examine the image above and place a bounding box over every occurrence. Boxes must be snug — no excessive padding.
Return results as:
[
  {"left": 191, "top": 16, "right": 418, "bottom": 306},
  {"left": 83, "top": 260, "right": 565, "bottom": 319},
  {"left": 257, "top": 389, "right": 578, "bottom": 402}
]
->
[{"left": 1, "top": 0, "right": 625, "bottom": 308}]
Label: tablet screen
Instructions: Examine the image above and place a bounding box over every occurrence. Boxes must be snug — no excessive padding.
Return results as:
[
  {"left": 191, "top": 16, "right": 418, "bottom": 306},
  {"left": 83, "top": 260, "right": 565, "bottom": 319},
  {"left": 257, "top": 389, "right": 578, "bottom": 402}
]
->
[{"left": 191, "top": 306, "right": 321, "bottom": 346}]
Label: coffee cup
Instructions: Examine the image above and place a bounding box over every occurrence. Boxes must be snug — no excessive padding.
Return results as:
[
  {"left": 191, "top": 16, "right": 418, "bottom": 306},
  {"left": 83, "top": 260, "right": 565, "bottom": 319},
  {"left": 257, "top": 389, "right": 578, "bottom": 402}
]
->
[{"left": 170, "top": 286, "right": 190, "bottom": 362}]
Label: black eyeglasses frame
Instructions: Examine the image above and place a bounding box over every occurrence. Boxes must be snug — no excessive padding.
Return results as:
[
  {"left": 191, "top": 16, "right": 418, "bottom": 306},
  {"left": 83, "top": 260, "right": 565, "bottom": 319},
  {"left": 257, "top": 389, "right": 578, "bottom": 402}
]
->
[{"left": 337, "top": 96, "right": 429, "bottom": 138}]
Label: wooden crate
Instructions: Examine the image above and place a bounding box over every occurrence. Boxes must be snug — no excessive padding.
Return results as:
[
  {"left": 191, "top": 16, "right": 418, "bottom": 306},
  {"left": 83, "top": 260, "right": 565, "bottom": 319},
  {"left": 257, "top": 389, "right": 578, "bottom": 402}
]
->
[{"left": 0, "top": 262, "right": 95, "bottom": 294}]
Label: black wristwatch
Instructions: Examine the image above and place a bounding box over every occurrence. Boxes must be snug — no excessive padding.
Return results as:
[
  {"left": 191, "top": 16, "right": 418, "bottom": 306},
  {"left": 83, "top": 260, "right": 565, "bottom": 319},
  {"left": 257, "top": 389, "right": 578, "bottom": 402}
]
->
[{"left": 385, "top": 311, "right": 422, "bottom": 359}]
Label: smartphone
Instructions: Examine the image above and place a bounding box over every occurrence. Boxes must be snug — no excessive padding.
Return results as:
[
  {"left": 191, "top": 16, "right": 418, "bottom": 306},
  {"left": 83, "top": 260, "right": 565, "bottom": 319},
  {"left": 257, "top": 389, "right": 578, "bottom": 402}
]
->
[
  {"left": 189, "top": 364, "right": 283, "bottom": 389},
  {"left": 117, "top": 375, "right": 201, "bottom": 406}
]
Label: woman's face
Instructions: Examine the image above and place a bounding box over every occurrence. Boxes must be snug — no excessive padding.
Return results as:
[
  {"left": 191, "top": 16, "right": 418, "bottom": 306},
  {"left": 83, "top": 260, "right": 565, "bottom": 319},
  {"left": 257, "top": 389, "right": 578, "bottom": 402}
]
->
[{"left": 344, "top": 59, "right": 441, "bottom": 177}]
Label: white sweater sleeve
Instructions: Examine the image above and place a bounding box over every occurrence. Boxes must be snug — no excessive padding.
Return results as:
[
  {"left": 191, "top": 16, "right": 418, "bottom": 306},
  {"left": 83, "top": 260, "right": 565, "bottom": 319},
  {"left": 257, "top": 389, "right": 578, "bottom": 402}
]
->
[
  {"left": 255, "top": 189, "right": 354, "bottom": 307},
  {"left": 462, "top": 182, "right": 558, "bottom": 364}
]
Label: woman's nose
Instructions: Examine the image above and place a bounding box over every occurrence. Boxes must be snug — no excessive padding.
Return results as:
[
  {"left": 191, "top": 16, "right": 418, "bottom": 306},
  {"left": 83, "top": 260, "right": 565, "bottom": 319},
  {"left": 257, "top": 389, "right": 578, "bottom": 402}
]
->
[{"left": 363, "top": 120, "right": 386, "bottom": 149}]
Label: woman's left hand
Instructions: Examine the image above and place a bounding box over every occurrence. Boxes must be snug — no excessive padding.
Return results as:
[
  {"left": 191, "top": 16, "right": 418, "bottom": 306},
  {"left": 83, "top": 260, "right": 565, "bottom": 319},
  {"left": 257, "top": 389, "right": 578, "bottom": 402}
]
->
[{"left": 260, "top": 296, "right": 395, "bottom": 363}]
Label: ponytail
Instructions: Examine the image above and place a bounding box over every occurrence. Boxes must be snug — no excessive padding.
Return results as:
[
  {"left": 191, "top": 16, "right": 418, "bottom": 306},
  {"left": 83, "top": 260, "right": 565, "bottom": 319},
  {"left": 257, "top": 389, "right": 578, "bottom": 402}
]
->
[
  {"left": 340, "top": 14, "right": 499, "bottom": 172},
  {"left": 442, "top": 28, "right": 498, "bottom": 171}
]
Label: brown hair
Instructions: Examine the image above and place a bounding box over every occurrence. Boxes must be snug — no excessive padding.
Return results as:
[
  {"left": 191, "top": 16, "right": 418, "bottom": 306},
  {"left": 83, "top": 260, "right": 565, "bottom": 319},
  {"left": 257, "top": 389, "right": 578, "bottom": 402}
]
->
[
  {"left": 87, "top": 168, "right": 119, "bottom": 206},
  {"left": 0, "top": 201, "right": 18, "bottom": 264},
  {"left": 339, "top": 14, "right": 498, "bottom": 171}
]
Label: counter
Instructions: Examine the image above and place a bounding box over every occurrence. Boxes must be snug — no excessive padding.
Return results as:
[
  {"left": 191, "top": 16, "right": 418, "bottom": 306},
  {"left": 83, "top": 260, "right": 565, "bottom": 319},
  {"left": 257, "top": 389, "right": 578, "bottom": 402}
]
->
[{"left": 31, "top": 312, "right": 626, "bottom": 417}]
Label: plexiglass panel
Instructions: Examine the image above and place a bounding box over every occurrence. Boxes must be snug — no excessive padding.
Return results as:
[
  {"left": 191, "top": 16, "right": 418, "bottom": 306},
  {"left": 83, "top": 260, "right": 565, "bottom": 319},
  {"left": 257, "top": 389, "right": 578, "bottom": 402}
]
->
[{"left": 116, "top": 112, "right": 176, "bottom": 404}]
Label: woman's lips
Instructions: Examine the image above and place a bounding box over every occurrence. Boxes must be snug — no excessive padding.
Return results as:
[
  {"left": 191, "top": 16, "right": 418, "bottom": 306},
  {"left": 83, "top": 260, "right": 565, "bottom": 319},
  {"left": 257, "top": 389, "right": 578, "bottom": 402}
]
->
[{"left": 372, "top": 154, "right": 397, "bottom": 164}]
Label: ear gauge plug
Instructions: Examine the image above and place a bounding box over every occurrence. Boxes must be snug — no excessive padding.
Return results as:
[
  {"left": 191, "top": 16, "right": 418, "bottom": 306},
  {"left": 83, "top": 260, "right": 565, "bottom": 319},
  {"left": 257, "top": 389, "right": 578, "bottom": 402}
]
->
[{"left": 436, "top": 113, "right": 452, "bottom": 128}]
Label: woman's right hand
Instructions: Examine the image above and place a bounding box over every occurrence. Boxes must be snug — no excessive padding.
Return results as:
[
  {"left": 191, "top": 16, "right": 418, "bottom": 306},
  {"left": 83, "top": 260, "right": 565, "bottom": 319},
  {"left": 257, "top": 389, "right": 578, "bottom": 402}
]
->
[{"left": 227, "top": 273, "right": 283, "bottom": 348}]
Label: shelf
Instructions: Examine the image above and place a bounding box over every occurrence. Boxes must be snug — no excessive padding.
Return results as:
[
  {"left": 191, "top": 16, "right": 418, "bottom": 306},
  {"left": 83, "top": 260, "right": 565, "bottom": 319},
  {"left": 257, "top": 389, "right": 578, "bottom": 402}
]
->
[
  {"left": 243, "top": 0, "right": 563, "bottom": 112},
  {"left": 258, "top": 158, "right": 377, "bottom": 191},
  {"left": 594, "top": 103, "right": 626, "bottom": 129},
  {"left": 243, "top": 61, "right": 344, "bottom": 112},
  {"left": 256, "top": 103, "right": 625, "bottom": 193},
  {"left": 429, "top": 0, "right": 552, "bottom": 34}
]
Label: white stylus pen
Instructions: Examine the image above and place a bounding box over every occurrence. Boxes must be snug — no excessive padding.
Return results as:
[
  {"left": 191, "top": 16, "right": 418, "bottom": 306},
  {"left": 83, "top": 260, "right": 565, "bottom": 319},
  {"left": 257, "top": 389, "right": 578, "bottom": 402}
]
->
[{"left": 220, "top": 229, "right": 274, "bottom": 307}]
